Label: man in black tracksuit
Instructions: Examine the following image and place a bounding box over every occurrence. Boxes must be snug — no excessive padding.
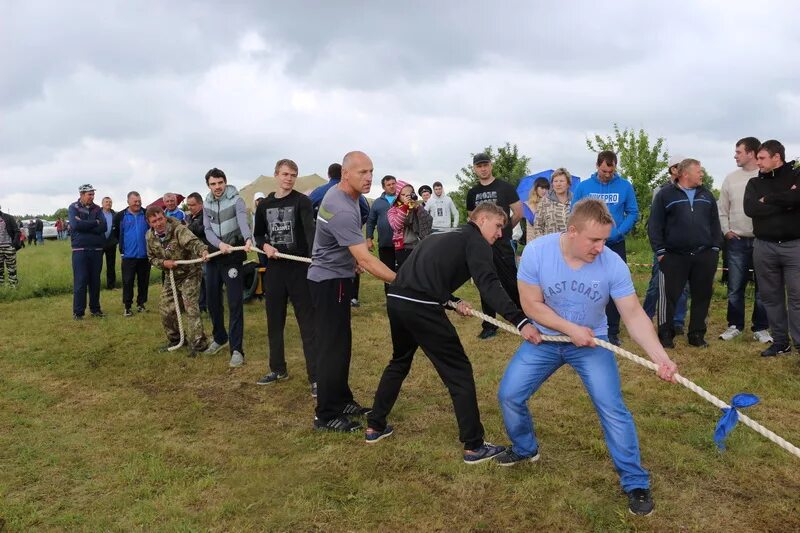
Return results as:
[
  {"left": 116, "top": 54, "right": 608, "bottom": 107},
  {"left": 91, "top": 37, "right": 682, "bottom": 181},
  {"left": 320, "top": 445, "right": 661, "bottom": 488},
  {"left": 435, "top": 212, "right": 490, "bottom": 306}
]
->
[
  {"left": 648, "top": 158, "right": 723, "bottom": 348},
  {"left": 366, "top": 203, "right": 540, "bottom": 463},
  {"left": 743, "top": 139, "right": 800, "bottom": 356},
  {"left": 253, "top": 159, "right": 318, "bottom": 394}
]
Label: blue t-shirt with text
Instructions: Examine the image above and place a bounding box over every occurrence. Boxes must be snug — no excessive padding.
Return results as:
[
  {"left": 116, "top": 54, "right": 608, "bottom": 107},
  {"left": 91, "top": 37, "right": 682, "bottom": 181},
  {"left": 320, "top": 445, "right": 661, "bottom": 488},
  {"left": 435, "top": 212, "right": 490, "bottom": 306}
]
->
[{"left": 518, "top": 232, "right": 635, "bottom": 336}]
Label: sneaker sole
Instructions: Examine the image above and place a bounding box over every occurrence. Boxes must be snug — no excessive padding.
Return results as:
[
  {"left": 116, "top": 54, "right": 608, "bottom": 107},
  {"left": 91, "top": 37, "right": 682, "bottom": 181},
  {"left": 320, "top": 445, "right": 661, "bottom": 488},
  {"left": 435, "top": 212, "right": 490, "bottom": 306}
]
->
[
  {"left": 204, "top": 344, "right": 228, "bottom": 356},
  {"left": 495, "top": 453, "right": 541, "bottom": 467},
  {"left": 464, "top": 450, "right": 505, "bottom": 465},
  {"left": 365, "top": 428, "right": 394, "bottom": 444},
  {"left": 314, "top": 423, "right": 363, "bottom": 433},
  {"left": 256, "top": 376, "right": 289, "bottom": 386},
  {"left": 629, "top": 507, "right": 654, "bottom": 517},
  {"left": 229, "top": 360, "right": 246, "bottom": 368}
]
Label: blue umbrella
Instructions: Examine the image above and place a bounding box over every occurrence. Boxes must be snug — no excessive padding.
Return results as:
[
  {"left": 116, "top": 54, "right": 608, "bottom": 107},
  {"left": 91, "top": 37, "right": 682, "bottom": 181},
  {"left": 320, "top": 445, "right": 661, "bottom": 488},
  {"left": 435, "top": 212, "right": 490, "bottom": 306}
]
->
[{"left": 517, "top": 169, "right": 582, "bottom": 223}]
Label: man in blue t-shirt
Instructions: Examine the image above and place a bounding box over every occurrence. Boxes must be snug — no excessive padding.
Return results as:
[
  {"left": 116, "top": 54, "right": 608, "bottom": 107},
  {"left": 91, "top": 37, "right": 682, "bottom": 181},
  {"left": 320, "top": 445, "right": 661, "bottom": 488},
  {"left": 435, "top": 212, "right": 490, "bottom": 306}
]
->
[{"left": 495, "top": 198, "right": 678, "bottom": 517}]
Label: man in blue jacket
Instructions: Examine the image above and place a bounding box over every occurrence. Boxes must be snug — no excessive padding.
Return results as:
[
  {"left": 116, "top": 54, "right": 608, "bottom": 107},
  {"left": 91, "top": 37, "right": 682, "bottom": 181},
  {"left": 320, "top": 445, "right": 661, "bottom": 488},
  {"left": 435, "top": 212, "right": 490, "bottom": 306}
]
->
[
  {"left": 112, "top": 191, "right": 151, "bottom": 317},
  {"left": 572, "top": 151, "right": 639, "bottom": 346},
  {"left": 365, "top": 175, "right": 398, "bottom": 294},
  {"left": 69, "top": 184, "right": 107, "bottom": 319}
]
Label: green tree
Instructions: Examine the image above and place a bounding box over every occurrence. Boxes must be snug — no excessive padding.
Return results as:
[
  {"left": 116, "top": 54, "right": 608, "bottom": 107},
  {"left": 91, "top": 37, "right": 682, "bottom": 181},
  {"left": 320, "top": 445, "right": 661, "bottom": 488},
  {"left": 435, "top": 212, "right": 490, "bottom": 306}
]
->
[
  {"left": 450, "top": 143, "right": 531, "bottom": 223},
  {"left": 586, "top": 124, "right": 669, "bottom": 230},
  {"left": 53, "top": 207, "right": 68, "bottom": 220}
]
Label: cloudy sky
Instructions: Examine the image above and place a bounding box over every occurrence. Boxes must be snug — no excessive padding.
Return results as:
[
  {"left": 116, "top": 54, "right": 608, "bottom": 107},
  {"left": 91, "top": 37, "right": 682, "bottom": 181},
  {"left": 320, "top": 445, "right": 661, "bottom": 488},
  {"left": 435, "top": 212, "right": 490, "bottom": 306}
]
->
[{"left": 2, "top": 0, "right": 799, "bottom": 216}]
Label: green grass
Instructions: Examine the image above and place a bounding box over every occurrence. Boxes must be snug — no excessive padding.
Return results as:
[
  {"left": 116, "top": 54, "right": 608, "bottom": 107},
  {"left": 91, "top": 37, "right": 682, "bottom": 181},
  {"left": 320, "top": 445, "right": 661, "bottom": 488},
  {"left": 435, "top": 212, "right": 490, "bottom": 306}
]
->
[{"left": 1, "top": 239, "right": 799, "bottom": 531}]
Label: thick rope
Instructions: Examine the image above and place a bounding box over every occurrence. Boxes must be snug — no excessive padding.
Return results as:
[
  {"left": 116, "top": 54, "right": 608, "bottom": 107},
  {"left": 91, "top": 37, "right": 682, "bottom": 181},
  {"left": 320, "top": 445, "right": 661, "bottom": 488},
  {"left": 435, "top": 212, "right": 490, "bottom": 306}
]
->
[{"left": 448, "top": 301, "right": 800, "bottom": 460}]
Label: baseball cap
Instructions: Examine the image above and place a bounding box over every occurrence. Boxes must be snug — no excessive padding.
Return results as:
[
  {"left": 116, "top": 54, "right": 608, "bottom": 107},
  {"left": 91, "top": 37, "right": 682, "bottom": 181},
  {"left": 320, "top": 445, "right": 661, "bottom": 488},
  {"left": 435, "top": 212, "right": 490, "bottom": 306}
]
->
[
  {"left": 78, "top": 184, "right": 95, "bottom": 193},
  {"left": 473, "top": 153, "right": 491, "bottom": 165},
  {"left": 418, "top": 185, "right": 432, "bottom": 195},
  {"left": 668, "top": 154, "right": 685, "bottom": 168},
  {"left": 253, "top": 192, "right": 266, "bottom": 202}
]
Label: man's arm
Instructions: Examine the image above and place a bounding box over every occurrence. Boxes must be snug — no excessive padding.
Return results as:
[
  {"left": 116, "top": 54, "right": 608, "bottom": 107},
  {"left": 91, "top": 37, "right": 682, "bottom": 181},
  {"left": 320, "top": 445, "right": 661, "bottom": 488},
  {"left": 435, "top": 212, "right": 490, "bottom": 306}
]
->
[
  {"left": 365, "top": 202, "right": 379, "bottom": 249},
  {"left": 717, "top": 178, "right": 732, "bottom": 236},
  {"left": 647, "top": 192, "right": 666, "bottom": 257},
  {"left": 743, "top": 178, "right": 785, "bottom": 217},
  {"left": 252, "top": 202, "right": 268, "bottom": 250},
  {"left": 519, "top": 280, "right": 595, "bottom": 346},
  {"left": 615, "top": 293, "right": 677, "bottom": 382},
  {"left": 69, "top": 204, "right": 101, "bottom": 232},
  {"left": 348, "top": 242, "right": 396, "bottom": 283},
  {"left": 234, "top": 197, "right": 252, "bottom": 251},
  {"left": 448, "top": 197, "right": 460, "bottom": 226},
  {"left": 203, "top": 207, "right": 223, "bottom": 248},
  {"left": 300, "top": 196, "right": 316, "bottom": 255},
  {"left": 509, "top": 200, "right": 523, "bottom": 228},
  {"left": 615, "top": 182, "right": 639, "bottom": 238}
]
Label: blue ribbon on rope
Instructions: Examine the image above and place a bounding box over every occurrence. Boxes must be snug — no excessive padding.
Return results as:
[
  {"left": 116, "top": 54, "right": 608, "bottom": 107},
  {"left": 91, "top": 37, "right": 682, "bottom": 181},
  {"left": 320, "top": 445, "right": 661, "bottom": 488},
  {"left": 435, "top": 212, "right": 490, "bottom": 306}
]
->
[{"left": 714, "top": 393, "right": 760, "bottom": 450}]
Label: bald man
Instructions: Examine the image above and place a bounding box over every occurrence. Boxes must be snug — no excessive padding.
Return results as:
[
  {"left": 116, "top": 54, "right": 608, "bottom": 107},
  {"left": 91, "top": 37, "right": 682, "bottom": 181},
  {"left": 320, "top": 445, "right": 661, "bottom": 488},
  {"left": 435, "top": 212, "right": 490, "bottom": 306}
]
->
[{"left": 307, "top": 151, "right": 397, "bottom": 433}]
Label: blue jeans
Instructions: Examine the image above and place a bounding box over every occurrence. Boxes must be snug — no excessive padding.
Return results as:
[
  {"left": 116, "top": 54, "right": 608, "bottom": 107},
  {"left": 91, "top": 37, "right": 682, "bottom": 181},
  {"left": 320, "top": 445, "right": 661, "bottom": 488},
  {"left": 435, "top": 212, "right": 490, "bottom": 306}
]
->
[
  {"left": 36, "top": 230, "right": 43, "bottom": 244},
  {"left": 498, "top": 338, "right": 649, "bottom": 492},
  {"left": 643, "top": 254, "right": 688, "bottom": 327},
  {"left": 726, "top": 237, "right": 768, "bottom": 331}
]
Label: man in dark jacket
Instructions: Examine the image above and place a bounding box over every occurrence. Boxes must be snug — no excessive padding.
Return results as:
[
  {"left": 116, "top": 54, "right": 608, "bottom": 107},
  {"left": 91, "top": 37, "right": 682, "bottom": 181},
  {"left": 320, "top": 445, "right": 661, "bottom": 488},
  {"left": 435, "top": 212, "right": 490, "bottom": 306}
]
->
[
  {"left": 0, "top": 205, "right": 21, "bottom": 288},
  {"left": 366, "top": 175, "right": 398, "bottom": 293},
  {"left": 743, "top": 140, "right": 800, "bottom": 357},
  {"left": 185, "top": 191, "right": 208, "bottom": 312},
  {"left": 100, "top": 196, "right": 117, "bottom": 289},
  {"left": 648, "top": 158, "right": 723, "bottom": 348},
  {"left": 69, "top": 184, "right": 107, "bottom": 319},
  {"left": 366, "top": 203, "right": 539, "bottom": 463},
  {"left": 27, "top": 220, "right": 36, "bottom": 246}
]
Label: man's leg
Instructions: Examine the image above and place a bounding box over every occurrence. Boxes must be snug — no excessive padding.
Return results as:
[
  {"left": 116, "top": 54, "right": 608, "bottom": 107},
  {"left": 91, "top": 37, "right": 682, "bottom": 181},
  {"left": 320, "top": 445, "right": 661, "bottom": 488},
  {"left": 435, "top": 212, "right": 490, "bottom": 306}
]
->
[
  {"left": 674, "top": 284, "right": 689, "bottom": 331},
  {"left": 104, "top": 245, "right": 116, "bottom": 289},
  {"left": 310, "top": 279, "right": 355, "bottom": 423},
  {"left": 747, "top": 238, "right": 769, "bottom": 332},
  {"left": 367, "top": 298, "right": 419, "bottom": 434},
  {"left": 0, "top": 245, "right": 17, "bottom": 287},
  {"left": 0, "top": 245, "right": 5, "bottom": 285},
  {"left": 725, "top": 238, "right": 748, "bottom": 331},
  {"left": 205, "top": 261, "right": 229, "bottom": 346},
  {"left": 265, "top": 263, "right": 290, "bottom": 374},
  {"left": 159, "top": 277, "right": 181, "bottom": 345},
  {"left": 136, "top": 258, "right": 151, "bottom": 307},
  {"left": 686, "top": 249, "right": 719, "bottom": 341},
  {"left": 87, "top": 250, "right": 103, "bottom": 314},
  {"left": 287, "top": 264, "right": 317, "bottom": 383},
  {"left": 754, "top": 240, "right": 789, "bottom": 346},
  {"left": 498, "top": 341, "right": 562, "bottom": 456},
  {"left": 568, "top": 341, "right": 650, "bottom": 492},
  {"left": 481, "top": 249, "right": 519, "bottom": 333},
  {"left": 605, "top": 241, "right": 626, "bottom": 340},
  {"left": 222, "top": 262, "right": 245, "bottom": 355},
  {"left": 778, "top": 240, "right": 800, "bottom": 346},
  {"left": 657, "top": 253, "right": 691, "bottom": 344},
  {"left": 198, "top": 264, "right": 207, "bottom": 313},
  {"left": 642, "top": 256, "right": 660, "bottom": 319},
  {"left": 179, "top": 272, "right": 208, "bottom": 351},
  {"left": 121, "top": 258, "right": 135, "bottom": 311},
  {"left": 72, "top": 250, "right": 88, "bottom": 316}
]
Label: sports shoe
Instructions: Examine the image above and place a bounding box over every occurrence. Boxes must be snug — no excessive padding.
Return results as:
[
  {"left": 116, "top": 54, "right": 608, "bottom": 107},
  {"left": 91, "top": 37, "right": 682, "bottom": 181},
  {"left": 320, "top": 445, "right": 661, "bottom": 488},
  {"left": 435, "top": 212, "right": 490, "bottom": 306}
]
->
[
  {"left": 91, "top": 311, "right": 106, "bottom": 318},
  {"left": 310, "top": 382, "right": 318, "bottom": 398},
  {"left": 314, "top": 415, "right": 362, "bottom": 433},
  {"left": 687, "top": 333, "right": 708, "bottom": 348},
  {"left": 203, "top": 341, "right": 228, "bottom": 355},
  {"left": 365, "top": 425, "right": 394, "bottom": 444},
  {"left": 753, "top": 330, "right": 773, "bottom": 344},
  {"left": 137, "top": 305, "right": 147, "bottom": 313},
  {"left": 463, "top": 442, "right": 506, "bottom": 464},
  {"left": 607, "top": 335, "right": 622, "bottom": 347},
  {"left": 256, "top": 371, "right": 288, "bottom": 385},
  {"left": 477, "top": 328, "right": 497, "bottom": 340},
  {"left": 627, "top": 488, "right": 655, "bottom": 516},
  {"left": 719, "top": 325, "right": 742, "bottom": 341},
  {"left": 493, "top": 447, "right": 540, "bottom": 466},
  {"left": 229, "top": 351, "right": 245, "bottom": 368},
  {"left": 673, "top": 324, "right": 685, "bottom": 336},
  {"left": 123, "top": 308, "right": 133, "bottom": 317},
  {"left": 73, "top": 314, "right": 83, "bottom": 321},
  {"left": 350, "top": 298, "right": 360, "bottom": 307},
  {"left": 342, "top": 401, "right": 372, "bottom": 417},
  {"left": 761, "top": 344, "right": 791, "bottom": 357},
  {"left": 658, "top": 334, "right": 674, "bottom": 349}
]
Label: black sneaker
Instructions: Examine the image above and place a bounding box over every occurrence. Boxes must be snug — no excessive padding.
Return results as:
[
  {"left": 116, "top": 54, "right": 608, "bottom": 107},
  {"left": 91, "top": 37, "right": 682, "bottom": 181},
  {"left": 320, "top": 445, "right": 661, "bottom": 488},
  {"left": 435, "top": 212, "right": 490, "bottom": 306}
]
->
[
  {"left": 673, "top": 325, "right": 685, "bottom": 336},
  {"left": 627, "top": 488, "right": 655, "bottom": 516},
  {"left": 658, "top": 335, "right": 674, "bottom": 349},
  {"left": 137, "top": 305, "right": 146, "bottom": 313},
  {"left": 687, "top": 334, "right": 709, "bottom": 348},
  {"left": 761, "top": 344, "right": 792, "bottom": 357},
  {"left": 342, "top": 401, "right": 372, "bottom": 417},
  {"left": 365, "top": 425, "right": 394, "bottom": 444},
  {"left": 464, "top": 442, "right": 506, "bottom": 464},
  {"left": 256, "top": 371, "right": 289, "bottom": 385},
  {"left": 477, "top": 328, "right": 497, "bottom": 340},
  {"left": 493, "top": 447, "right": 540, "bottom": 466},
  {"left": 73, "top": 314, "right": 84, "bottom": 321},
  {"left": 314, "top": 415, "right": 362, "bottom": 433},
  {"left": 607, "top": 335, "right": 622, "bottom": 347},
  {"left": 91, "top": 311, "right": 106, "bottom": 318},
  {"left": 123, "top": 308, "right": 133, "bottom": 317}
]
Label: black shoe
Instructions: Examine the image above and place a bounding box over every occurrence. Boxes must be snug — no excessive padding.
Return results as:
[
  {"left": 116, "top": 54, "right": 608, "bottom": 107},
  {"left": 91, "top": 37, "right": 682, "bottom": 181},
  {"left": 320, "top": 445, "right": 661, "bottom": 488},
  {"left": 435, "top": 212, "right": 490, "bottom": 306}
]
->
[
  {"left": 493, "top": 447, "right": 540, "bottom": 466},
  {"left": 658, "top": 335, "right": 674, "bottom": 349},
  {"left": 73, "top": 314, "right": 84, "bottom": 321},
  {"left": 137, "top": 305, "right": 146, "bottom": 313},
  {"left": 687, "top": 334, "right": 708, "bottom": 348},
  {"left": 365, "top": 425, "right": 394, "bottom": 444},
  {"left": 761, "top": 344, "right": 792, "bottom": 357},
  {"left": 673, "top": 325, "right": 685, "bottom": 336},
  {"left": 91, "top": 311, "right": 106, "bottom": 318},
  {"left": 607, "top": 335, "right": 621, "bottom": 347},
  {"left": 256, "top": 371, "right": 289, "bottom": 385},
  {"left": 627, "top": 488, "right": 655, "bottom": 516},
  {"left": 314, "top": 415, "right": 362, "bottom": 433},
  {"left": 342, "top": 401, "right": 372, "bottom": 417},
  {"left": 477, "top": 328, "right": 497, "bottom": 340},
  {"left": 123, "top": 308, "right": 133, "bottom": 317}
]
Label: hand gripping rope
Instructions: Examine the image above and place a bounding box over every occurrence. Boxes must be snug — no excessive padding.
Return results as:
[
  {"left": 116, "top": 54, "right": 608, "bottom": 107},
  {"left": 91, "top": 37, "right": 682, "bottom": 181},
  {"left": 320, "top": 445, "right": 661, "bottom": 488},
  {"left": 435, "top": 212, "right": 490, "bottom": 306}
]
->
[
  {"left": 445, "top": 301, "right": 800, "bottom": 460},
  {"left": 167, "top": 247, "right": 800, "bottom": 459}
]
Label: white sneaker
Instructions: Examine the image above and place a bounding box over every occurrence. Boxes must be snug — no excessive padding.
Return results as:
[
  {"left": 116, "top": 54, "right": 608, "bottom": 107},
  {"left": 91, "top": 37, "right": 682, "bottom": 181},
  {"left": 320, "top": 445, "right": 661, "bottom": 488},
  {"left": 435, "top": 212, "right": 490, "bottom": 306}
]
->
[
  {"left": 753, "top": 330, "right": 773, "bottom": 344},
  {"left": 229, "top": 350, "right": 245, "bottom": 368},
  {"left": 719, "top": 326, "right": 742, "bottom": 341},
  {"left": 203, "top": 341, "right": 228, "bottom": 355}
]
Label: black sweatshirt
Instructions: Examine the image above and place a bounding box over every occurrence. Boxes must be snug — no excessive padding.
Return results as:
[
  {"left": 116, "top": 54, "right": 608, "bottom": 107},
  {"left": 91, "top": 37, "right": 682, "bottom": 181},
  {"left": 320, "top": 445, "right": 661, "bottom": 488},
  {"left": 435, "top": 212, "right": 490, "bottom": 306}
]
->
[
  {"left": 743, "top": 162, "right": 800, "bottom": 243},
  {"left": 389, "top": 221, "right": 529, "bottom": 330},
  {"left": 253, "top": 190, "right": 315, "bottom": 256},
  {"left": 648, "top": 182, "right": 723, "bottom": 256}
]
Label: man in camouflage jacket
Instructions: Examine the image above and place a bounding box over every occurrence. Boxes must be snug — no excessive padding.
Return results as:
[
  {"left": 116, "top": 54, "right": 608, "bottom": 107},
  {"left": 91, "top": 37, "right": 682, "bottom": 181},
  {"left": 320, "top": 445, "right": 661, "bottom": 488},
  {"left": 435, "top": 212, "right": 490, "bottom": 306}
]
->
[{"left": 145, "top": 205, "right": 209, "bottom": 355}]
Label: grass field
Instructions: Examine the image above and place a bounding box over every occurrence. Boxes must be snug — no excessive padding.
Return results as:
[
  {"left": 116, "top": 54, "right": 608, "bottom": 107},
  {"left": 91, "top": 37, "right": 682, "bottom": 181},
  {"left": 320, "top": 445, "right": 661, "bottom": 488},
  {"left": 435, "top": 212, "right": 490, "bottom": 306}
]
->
[{"left": 1, "top": 240, "right": 799, "bottom": 531}]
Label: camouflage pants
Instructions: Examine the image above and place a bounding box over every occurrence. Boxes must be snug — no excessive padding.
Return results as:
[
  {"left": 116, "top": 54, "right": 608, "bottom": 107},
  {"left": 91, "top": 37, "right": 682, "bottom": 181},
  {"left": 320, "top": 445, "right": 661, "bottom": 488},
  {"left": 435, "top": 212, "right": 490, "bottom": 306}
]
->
[
  {"left": 0, "top": 244, "right": 17, "bottom": 286},
  {"left": 160, "top": 271, "right": 208, "bottom": 351}
]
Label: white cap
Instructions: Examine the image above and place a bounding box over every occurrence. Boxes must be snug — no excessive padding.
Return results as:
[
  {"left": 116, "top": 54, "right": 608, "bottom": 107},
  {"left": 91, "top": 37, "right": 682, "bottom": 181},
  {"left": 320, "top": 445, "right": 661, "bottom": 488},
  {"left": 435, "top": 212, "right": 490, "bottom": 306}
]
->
[
  {"left": 668, "top": 154, "right": 685, "bottom": 168},
  {"left": 253, "top": 192, "right": 266, "bottom": 202}
]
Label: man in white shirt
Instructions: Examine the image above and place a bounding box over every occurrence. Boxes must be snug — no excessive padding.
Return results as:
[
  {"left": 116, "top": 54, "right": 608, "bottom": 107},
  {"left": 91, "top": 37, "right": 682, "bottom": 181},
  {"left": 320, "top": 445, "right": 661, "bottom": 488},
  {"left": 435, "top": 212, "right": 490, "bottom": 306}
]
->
[
  {"left": 425, "top": 181, "right": 459, "bottom": 232},
  {"left": 717, "top": 137, "right": 771, "bottom": 343}
]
